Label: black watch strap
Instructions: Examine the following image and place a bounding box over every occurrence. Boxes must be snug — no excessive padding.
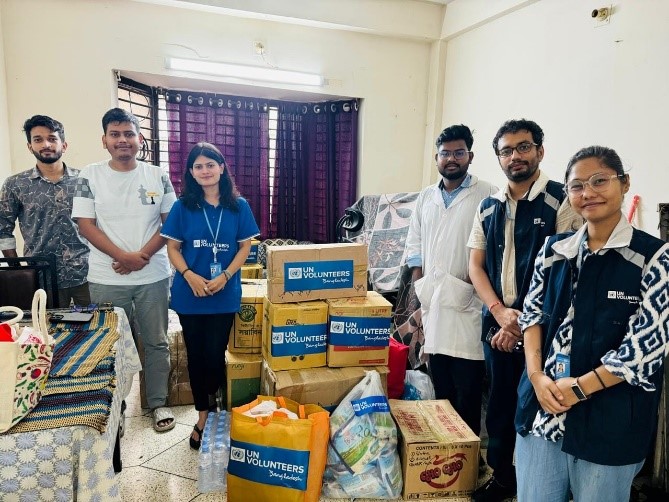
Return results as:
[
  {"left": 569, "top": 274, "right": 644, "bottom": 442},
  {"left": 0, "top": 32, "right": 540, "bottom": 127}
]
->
[{"left": 571, "top": 378, "right": 589, "bottom": 401}]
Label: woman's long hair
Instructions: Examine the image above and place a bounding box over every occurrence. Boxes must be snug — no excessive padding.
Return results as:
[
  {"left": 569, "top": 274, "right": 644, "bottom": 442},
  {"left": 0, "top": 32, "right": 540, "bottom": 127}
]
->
[{"left": 180, "top": 142, "right": 240, "bottom": 211}]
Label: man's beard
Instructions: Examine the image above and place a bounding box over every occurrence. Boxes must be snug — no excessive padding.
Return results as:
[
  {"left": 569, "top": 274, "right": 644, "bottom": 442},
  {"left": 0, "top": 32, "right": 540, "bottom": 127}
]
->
[
  {"left": 505, "top": 161, "right": 538, "bottom": 182},
  {"left": 33, "top": 151, "right": 62, "bottom": 164}
]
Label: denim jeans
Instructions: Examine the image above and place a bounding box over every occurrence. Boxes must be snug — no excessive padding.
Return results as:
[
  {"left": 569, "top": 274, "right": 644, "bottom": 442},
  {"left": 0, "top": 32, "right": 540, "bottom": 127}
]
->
[
  {"left": 89, "top": 279, "right": 170, "bottom": 410},
  {"left": 516, "top": 433, "right": 644, "bottom": 502}
]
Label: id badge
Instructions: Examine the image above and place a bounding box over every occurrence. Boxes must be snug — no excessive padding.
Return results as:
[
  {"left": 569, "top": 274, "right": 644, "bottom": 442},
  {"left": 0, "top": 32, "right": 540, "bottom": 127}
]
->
[
  {"left": 555, "top": 353, "right": 570, "bottom": 379},
  {"left": 210, "top": 262, "right": 222, "bottom": 279}
]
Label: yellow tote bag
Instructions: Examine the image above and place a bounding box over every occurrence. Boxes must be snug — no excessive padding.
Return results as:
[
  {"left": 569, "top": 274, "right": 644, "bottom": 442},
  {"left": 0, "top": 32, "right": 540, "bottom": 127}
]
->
[{"left": 227, "top": 395, "right": 329, "bottom": 502}]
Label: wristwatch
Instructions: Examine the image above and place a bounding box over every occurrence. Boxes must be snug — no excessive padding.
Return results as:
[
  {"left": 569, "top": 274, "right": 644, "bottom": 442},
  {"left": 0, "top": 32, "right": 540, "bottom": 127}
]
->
[{"left": 571, "top": 378, "right": 589, "bottom": 401}]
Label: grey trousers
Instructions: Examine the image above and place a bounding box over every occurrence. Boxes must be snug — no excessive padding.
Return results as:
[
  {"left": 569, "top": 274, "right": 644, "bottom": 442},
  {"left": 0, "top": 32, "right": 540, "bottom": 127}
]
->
[{"left": 89, "top": 279, "right": 170, "bottom": 409}]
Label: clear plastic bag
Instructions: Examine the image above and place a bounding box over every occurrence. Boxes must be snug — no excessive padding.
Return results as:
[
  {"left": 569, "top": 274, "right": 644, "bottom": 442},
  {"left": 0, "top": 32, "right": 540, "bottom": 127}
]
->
[
  {"left": 323, "top": 370, "right": 402, "bottom": 499},
  {"left": 402, "top": 369, "right": 436, "bottom": 400}
]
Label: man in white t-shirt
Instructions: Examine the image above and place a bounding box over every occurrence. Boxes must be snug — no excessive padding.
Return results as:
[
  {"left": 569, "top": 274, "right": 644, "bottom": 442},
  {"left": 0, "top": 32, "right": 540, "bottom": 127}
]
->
[{"left": 72, "top": 108, "right": 177, "bottom": 432}]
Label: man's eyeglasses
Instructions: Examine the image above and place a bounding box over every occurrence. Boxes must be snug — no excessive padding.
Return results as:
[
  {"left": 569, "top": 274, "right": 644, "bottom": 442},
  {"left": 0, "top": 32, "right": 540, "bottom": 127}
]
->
[
  {"left": 438, "top": 149, "right": 470, "bottom": 160},
  {"left": 565, "top": 174, "right": 624, "bottom": 195},
  {"left": 497, "top": 142, "right": 538, "bottom": 158}
]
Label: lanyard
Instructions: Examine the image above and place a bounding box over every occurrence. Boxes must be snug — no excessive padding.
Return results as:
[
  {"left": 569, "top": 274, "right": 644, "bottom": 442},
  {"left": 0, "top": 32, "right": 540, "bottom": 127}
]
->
[{"left": 202, "top": 205, "right": 223, "bottom": 262}]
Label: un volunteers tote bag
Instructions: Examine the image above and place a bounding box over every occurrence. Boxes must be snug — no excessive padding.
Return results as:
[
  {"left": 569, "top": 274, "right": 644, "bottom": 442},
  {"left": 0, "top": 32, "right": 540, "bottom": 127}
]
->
[{"left": 227, "top": 395, "right": 329, "bottom": 502}]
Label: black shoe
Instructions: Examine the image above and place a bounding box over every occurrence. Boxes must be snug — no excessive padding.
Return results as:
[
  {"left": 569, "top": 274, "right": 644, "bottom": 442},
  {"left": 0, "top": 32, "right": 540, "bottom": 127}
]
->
[
  {"left": 189, "top": 424, "right": 203, "bottom": 450},
  {"left": 472, "top": 476, "right": 516, "bottom": 502}
]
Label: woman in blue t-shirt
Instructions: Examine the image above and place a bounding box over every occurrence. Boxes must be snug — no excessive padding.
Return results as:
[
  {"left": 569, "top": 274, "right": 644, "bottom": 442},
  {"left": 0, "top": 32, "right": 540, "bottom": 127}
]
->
[{"left": 161, "top": 142, "right": 259, "bottom": 450}]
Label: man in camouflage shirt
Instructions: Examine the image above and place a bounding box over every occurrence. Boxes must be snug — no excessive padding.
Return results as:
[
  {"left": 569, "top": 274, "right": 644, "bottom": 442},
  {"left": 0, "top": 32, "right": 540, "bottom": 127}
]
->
[{"left": 0, "top": 115, "right": 90, "bottom": 306}]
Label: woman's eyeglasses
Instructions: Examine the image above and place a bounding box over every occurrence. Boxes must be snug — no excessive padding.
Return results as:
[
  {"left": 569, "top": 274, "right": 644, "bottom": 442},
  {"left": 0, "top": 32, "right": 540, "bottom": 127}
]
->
[{"left": 565, "top": 174, "right": 624, "bottom": 195}]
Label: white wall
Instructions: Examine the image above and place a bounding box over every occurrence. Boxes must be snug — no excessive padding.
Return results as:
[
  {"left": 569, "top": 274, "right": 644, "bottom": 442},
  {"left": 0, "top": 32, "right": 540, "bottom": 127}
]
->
[
  {"left": 0, "top": 0, "right": 432, "bottom": 197},
  {"left": 440, "top": 0, "right": 669, "bottom": 233},
  {"left": 0, "top": 6, "right": 11, "bottom": 180}
]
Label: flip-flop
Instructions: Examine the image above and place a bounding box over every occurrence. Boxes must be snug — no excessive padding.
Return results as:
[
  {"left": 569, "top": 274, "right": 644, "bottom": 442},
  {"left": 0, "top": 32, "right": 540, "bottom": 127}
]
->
[
  {"left": 152, "top": 406, "right": 175, "bottom": 432},
  {"left": 190, "top": 424, "right": 204, "bottom": 450}
]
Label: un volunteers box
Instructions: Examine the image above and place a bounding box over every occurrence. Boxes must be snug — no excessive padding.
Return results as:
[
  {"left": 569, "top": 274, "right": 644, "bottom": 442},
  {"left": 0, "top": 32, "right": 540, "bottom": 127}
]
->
[
  {"left": 390, "top": 399, "right": 480, "bottom": 500},
  {"left": 327, "top": 291, "right": 392, "bottom": 367},
  {"left": 241, "top": 263, "right": 263, "bottom": 279},
  {"left": 261, "top": 360, "right": 389, "bottom": 412},
  {"left": 266, "top": 243, "right": 367, "bottom": 303},
  {"left": 225, "top": 351, "right": 262, "bottom": 410},
  {"left": 228, "top": 280, "right": 266, "bottom": 354},
  {"left": 244, "top": 239, "right": 261, "bottom": 264},
  {"left": 262, "top": 298, "right": 328, "bottom": 371}
]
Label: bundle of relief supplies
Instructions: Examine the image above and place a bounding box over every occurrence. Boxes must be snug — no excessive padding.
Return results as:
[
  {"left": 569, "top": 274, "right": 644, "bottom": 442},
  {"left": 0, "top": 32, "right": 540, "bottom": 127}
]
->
[
  {"left": 0, "top": 290, "right": 55, "bottom": 432},
  {"left": 322, "top": 369, "right": 403, "bottom": 498},
  {"left": 197, "top": 410, "right": 231, "bottom": 493},
  {"left": 227, "top": 395, "right": 329, "bottom": 502}
]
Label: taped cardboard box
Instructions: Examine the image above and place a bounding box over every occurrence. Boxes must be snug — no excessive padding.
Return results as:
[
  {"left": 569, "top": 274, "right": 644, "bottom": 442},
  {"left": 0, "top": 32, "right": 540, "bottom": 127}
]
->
[
  {"left": 262, "top": 297, "right": 328, "bottom": 371},
  {"left": 244, "top": 238, "right": 261, "bottom": 264},
  {"left": 389, "top": 399, "right": 480, "bottom": 500},
  {"left": 140, "top": 309, "right": 193, "bottom": 408},
  {"left": 241, "top": 263, "right": 263, "bottom": 279},
  {"left": 266, "top": 243, "right": 368, "bottom": 303},
  {"left": 225, "top": 351, "right": 262, "bottom": 411},
  {"left": 327, "top": 291, "right": 392, "bottom": 367},
  {"left": 228, "top": 279, "right": 266, "bottom": 354},
  {"left": 261, "top": 361, "right": 389, "bottom": 413}
]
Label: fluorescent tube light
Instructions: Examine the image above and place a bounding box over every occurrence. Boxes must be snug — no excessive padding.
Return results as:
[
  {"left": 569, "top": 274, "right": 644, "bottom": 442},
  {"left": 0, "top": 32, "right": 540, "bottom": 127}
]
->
[{"left": 166, "top": 57, "right": 323, "bottom": 86}]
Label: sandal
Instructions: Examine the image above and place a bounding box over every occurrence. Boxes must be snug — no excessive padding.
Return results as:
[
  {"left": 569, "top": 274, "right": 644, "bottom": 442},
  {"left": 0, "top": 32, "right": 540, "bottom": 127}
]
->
[
  {"left": 190, "top": 424, "right": 203, "bottom": 450},
  {"left": 152, "top": 406, "right": 176, "bottom": 432}
]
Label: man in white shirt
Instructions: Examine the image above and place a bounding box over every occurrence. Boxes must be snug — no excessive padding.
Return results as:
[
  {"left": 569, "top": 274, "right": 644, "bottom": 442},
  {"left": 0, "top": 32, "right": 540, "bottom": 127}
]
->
[
  {"left": 72, "top": 108, "right": 177, "bottom": 432},
  {"left": 405, "top": 124, "right": 496, "bottom": 438}
]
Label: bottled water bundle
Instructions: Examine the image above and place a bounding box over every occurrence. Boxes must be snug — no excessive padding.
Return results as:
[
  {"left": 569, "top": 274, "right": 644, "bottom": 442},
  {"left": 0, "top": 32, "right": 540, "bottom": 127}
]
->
[{"left": 198, "top": 410, "right": 231, "bottom": 493}]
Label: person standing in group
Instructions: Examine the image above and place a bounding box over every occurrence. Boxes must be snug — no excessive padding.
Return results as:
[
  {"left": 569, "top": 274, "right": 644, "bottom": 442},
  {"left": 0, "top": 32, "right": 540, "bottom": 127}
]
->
[
  {"left": 515, "top": 146, "right": 669, "bottom": 501},
  {"left": 0, "top": 115, "right": 90, "bottom": 307},
  {"left": 406, "top": 124, "right": 496, "bottom": 439},
  {"left": 73, "top": 108, "right": 177, "bottom": 432},
  {"left": 468, "top": 119, "right": 582, "bottom": 501},
  {"left": 161, "top": 142, "right": 259, "bottom": 450}
]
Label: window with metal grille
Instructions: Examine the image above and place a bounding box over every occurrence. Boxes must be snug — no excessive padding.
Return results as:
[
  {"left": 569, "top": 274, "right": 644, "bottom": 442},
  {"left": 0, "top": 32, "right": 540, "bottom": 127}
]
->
[{"left": 117, "top": 77, "right": 160, "bottom": 166}]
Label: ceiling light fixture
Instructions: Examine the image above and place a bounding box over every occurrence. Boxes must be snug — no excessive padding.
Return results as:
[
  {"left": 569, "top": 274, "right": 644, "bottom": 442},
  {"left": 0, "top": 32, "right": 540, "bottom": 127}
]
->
[{"left": 166, "top": 57, "right": 323, "bottom": 86}]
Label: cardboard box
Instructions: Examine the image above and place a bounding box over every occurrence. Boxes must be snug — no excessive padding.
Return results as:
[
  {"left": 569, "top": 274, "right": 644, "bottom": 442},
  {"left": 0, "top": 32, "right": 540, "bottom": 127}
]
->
[
  {"left": 262, "top": 297, "right": 328, "bottom": 371},
  {"left": 241, "top": 263, "right": 263, "bottom": 279},
  {"left": 266, "top": 243, "right": 368, "bottom": 303},
  {"left": 225, "top": 351, "right": 262, "bottom": 410},
  {"left": 244, "top": 239, "right": 261, "bottom": 264},
  {"left": 228, "top": 280, "right": 266, "bottom": 354},
  {"left": 260, "top": 361, "right": 389, "bottom": 412},
  {"left": 327, "top": 291, "right": 392, "bottom": 367},
  {"left": 390, "top": 400, "right": 480, "bottom": 500},
  {"left": 140, "top": 309, "right": 193, "bottom": 408}
]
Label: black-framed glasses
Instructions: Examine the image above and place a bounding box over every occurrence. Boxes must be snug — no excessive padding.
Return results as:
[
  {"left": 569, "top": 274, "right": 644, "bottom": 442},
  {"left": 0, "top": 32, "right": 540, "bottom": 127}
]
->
[
  {"left": 565, "top": 174, "right": 624, "bottom": 195},
  {"left": 497, "top": 142, "right": 538, "bottom": 158},
  {"left": 438, "top": 149, "right": 470, "bottom": 160}
]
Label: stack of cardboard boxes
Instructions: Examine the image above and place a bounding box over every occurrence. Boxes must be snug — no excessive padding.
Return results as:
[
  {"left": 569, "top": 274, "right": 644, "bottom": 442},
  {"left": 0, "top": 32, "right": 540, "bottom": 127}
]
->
[{"left": 225, "top": 242, "right": 393, "bottom": 414}]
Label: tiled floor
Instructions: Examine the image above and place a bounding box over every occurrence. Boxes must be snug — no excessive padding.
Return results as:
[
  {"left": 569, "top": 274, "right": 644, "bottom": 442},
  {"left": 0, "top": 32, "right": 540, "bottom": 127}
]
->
[{"left": 116, "top": 374, "right": 501, "bottom": 501}]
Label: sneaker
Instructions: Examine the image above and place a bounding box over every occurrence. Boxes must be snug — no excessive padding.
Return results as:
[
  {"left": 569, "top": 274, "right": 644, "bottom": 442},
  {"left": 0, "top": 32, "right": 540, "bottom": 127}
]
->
[{"left": 472, "top": 476, "right": 516, "bottom": 502}]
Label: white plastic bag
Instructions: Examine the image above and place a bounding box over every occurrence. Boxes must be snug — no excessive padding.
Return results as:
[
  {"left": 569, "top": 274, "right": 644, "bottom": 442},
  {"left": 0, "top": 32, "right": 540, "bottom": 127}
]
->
[
  {"left": 322, "top": 370, "right": 402, "bottom": 499},
  {"left": 402, "top": 369, "right": 436, "bottom": 400}
]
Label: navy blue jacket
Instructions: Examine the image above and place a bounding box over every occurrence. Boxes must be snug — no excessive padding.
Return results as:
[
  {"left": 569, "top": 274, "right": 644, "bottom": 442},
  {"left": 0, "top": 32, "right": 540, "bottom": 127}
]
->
[
  {"left": 479, "top": 180, "right": 566, "bottom": 339},
  {"left": 515, "top": 228, "right": 666, "bottom": 465}
]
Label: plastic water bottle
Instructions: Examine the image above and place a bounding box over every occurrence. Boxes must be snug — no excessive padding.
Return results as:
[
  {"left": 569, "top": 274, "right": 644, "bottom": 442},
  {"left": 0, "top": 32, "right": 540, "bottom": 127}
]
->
[{"left": 198, "top": 411, "right": 230, "bottom": 493}]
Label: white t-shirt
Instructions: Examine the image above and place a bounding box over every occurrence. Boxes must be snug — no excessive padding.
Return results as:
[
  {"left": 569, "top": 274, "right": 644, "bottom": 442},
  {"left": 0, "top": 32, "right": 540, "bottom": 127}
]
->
[{"left": 72, "top": 160, "right": 176, "bottom": 285}]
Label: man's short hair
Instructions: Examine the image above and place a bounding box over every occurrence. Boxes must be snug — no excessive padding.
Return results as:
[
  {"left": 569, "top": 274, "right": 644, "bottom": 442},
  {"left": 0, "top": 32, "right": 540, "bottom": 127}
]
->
[
  {"left": 492, "top": 119, "right": 544, "bottom": 155},
  {"left": 101, "top": 108, "right": 141, "bottom": 134},
  {"left": 436, "top": 124, "right": 473, "bottom": 150},
  {"left": 23, "top": 115, "right": 65, "bottom": 143}
]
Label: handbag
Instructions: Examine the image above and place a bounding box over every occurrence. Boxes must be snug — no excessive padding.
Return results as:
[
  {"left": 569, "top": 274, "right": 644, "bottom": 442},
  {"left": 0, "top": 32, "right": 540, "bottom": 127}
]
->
[
  {"left": 227, "top": 395, "right": 329, "bottom": 502},
  {"left": 0, "top": 289, "right": 55, "bottom": 433}
]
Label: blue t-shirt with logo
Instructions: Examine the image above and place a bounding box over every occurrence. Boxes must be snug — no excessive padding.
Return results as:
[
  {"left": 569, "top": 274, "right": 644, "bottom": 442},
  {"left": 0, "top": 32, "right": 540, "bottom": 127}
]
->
[{"left": 161, "top": 197, "right": 260, "bottom": 314}]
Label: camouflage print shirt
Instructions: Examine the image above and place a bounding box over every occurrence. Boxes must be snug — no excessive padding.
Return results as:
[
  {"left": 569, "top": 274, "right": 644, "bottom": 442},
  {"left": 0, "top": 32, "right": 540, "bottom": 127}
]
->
[{"left": 0, "top": 165, "right": 89, "bottom": 288}]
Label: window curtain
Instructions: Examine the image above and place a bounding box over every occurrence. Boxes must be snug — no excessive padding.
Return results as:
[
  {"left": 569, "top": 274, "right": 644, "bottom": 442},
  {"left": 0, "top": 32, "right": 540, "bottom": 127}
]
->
[
  {"left": 165, "top": 92, "right": 270, "bottom": 237},
  {"left": 273, "top": 100, "right": 359, "bottom": 243}
]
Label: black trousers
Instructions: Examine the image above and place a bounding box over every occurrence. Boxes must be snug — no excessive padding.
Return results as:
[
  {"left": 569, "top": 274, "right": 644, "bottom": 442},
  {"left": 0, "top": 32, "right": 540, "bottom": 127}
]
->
[
  {"left": 177, "top": 312, "right": 234, "bottom": 412},
  {"left": 428, "top": 353, "right": 485, "bottom": 436},
  {"left": 483, "top": 342, "right": 525, "bottom": 487}
]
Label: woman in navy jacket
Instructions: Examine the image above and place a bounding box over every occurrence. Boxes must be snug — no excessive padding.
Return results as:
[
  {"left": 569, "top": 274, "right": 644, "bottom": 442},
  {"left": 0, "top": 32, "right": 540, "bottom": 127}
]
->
[{"left": 515, "top": 146, "right": 669, "bottom": 501}]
